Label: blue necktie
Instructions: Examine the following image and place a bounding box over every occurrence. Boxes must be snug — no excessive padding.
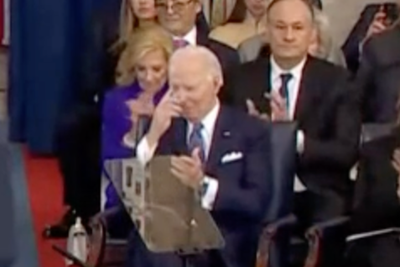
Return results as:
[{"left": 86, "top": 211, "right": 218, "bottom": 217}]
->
[
  {"left": 279, "top": 73, "right": 293, "bottom": 109},
  {"left": 188, "top": 123, "right": 206, "bottom": 164}
]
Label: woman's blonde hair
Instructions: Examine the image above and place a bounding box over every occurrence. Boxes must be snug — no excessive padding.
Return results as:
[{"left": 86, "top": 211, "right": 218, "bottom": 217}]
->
[
  {"left": 312, "top": 8, "right": 333, "bottom": 60},
  {"left": 115, "top": 25, "right": 174, "bottom": 86},
  {"left": 111, "top": 0, "right": 156, "bottom": 53}
]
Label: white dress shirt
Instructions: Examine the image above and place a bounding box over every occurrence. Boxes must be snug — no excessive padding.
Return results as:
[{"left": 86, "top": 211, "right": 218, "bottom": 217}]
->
[
  {"left": 135, "top": 101, "right": 221, "bottom": 210},
  {"left": 173, "top": 26, "right": 197, "bottom": 45},
  {"left": 270, "top": 55, "right": 307, "bottom": 192}
]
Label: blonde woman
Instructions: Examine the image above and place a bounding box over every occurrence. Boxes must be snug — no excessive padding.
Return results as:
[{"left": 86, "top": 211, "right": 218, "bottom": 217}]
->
[
  {"left": 102, "top": 25, "right": 173, "bottom": 208},
  {"left": 308, "top": 7, "right": 347, "bottom": 67},
  {"left": 113, "top": 0, "right": 157, "bottom": 51}
]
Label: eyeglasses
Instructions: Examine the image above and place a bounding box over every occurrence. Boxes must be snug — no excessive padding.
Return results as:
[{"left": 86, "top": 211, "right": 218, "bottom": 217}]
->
[{"left": 155, "top": 0, "right": 195, "bottom": 13}]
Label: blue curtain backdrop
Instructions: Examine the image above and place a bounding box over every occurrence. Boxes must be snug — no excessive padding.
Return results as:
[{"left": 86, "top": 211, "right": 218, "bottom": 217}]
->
[{"left": 8, "top": 0, "right": 96, "bottom": 154}]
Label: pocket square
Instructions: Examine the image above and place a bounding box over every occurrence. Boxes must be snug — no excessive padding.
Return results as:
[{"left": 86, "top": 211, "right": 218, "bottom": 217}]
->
[{"left": 221, "top": 152, "right": 243, "bottom": 163}]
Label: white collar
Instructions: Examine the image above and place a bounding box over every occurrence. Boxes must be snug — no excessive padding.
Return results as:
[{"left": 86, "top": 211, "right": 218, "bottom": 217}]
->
[
  {"left": 172, "top": 26, "right": 197, "bottom": 46},
  {"left": 187, "top": 100, "right": 220, "bottom": 138},
  {"left": 270, "top": 55, "right": 307, "bottom": 81}
]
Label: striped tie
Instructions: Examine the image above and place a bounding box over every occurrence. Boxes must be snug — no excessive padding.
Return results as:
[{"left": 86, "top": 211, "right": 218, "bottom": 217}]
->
[
  {"left": 173, "top": 38, "right": 189, "bottom": 50},
  {"left": 188, "top": 123, "right": 205, "bottom": 164},
  {"left": 279, "top": 73, "right": 293, "bottom": 109}
]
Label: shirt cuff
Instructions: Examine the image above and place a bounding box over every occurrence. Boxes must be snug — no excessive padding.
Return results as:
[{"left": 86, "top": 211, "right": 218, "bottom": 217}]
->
[
  {"left": 136, "top": 136, "right": 158, "bottom": 166},
  {"left": 201, "top": 176, "right": 219, "bottom": 210},
  {"left": 122, "top": 132, "right": 136, "bottom": 149},
  {"left": 296, "top": 130, "right": 305, "bottom": 153}
]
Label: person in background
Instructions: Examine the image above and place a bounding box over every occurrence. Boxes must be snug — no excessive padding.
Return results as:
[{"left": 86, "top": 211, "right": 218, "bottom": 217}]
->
[
  {"left": 205, "top": 0, "right": 237, "bottom": 28},
  {"left": 43, "top": 0, "right": 158, "bottom": 238},
  {"left": 346, "top": 107, "right": 400, "bottom": 267},
  {"left": 238, "top": 5, "right": 346, "bottom": 66},
  {"left": 355, "top": 4, "right": 400, "bottom": 123},
  {"left": 155, "top": 0, "right": 239, "bottom": 72},
  {"left": 224, "top": 0, "right": 360, "bottom": 266},
  {"left": 306, "top": 7, "right": 346, "bottom": 66},
  {"left": 102, "top": 25, "right": 173, "bottom": 209},
  {"left": 342, "top": 2, "right": 399, "bottom": 73},
  {"left": 209, "top": 0, "right": 269, "bottom": 49}
]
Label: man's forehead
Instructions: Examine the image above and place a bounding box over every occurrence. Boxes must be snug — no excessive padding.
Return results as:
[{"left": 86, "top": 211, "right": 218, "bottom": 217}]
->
[{"left": 268, "top": 0, "right": 313, "bottom": 20}]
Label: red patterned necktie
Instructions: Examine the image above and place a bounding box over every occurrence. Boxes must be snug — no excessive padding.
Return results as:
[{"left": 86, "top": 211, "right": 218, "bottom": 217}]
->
[{"left": 173, "top": 38, "right": 189, "bottom": 49}]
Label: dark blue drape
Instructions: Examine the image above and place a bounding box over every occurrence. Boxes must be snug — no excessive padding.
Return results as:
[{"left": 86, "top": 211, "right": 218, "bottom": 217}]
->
[{"left": 8, "top": 0, "right": 96, "bottom": 154}]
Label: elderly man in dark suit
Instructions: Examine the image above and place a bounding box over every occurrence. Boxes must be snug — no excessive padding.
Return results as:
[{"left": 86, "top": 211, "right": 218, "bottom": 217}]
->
[
  {"left": 342, "top": 1, "right": 399, "bottom": 73},
  {"left": 44, "top": 0, "right": 213, "bottom": 238},
  {"left": 125, "top": 46, "right": 272, "bottom": 267},
  {"left": 223, "top": 0, "right": 360, "bottom": 266}
]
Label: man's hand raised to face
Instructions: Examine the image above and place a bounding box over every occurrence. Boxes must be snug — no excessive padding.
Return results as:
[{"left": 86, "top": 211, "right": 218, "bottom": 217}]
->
[{"left": 146, "top": 89, "right": 182, "bottom": 147}]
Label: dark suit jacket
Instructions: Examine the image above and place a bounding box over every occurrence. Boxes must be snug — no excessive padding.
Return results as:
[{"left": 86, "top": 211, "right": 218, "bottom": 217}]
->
[
  {"left": 342, "top": 3, "right": 399, "bottom": 73},
  {"left": 356, "top": 26, "right": 400, "bottom": 123},
  {"left": 153, "top": 106, "right": 272, "bottom": 267},
  {"left": 197, "top": 30, "right": 240, "bottom": 74},
  {"left": 351, "top": 131, "right": 400, "bottom": 233},
  {"left": 346, "top": 130, "right": 400, "bottom": 267},
  {"left": 223, "top": 56, "right": 360, "bottom": 199}
]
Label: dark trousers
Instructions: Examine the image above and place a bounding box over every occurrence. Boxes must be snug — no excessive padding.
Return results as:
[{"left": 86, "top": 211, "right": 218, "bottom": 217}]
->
[
  {"left": 55, "top": 103, "right": 101, "bottom": 220},
  {"left": 294, "top": 190, "right": 349, "bottom": 267},
  {"left": 124, "top": 227, "right": 257, "bottom": 267}
]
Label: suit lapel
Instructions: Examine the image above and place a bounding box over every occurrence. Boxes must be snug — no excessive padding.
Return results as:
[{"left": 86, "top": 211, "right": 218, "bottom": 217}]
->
[
  {"left": 205, "top": 106, "right": 233, "bottom": 174},
  {"left": 294, "top": 56, "right": 317, "bottom": 121},
  {"left": 252, "top": 58, "right": 272, "bottom": 114},
  {"left": 196, "top": 28, "right": 210, "bottom": 46}
]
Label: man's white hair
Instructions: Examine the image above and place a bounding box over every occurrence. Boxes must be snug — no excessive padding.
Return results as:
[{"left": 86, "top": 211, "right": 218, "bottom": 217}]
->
[{"left": 169, "top": 45, "right": 223, "bottom": 82}]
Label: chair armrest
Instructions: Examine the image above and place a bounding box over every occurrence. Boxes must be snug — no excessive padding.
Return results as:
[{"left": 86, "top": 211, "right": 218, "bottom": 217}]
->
[
  {"left": 256, "top": 214, "right": 298, "bottom": 267},
  {"left": 306, "top": 216, "right": 350, "bottom": 238},
  {"left": 52, "top": 244, "right": 93, "bottom": 267},
  {"left": 89, "top": 207, "right": 129, "bottom": 266},
  {"left": 90, "top": 206, "right": 122, "bottom": 227},
  {"left": 347, "top": 227, "right": 400, "bottom": 243},
  {"left": 304, "top": 216, "right": 350, "bottom": 267}
]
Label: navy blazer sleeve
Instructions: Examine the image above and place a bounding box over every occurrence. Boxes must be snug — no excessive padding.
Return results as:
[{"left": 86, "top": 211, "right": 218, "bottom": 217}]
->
[{"left": 342, "top": 4, "right": 379, "bottom": 73}]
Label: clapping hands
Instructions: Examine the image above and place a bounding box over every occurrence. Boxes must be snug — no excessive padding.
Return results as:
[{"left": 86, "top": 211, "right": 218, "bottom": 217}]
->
[{"left": 246, "top": 91, "right": 290, "bottom": 121}]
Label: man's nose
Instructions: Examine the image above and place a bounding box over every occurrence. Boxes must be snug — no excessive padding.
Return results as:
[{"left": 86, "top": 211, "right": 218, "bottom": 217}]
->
[
  {"left": 165, "top": 2, "right": 175, "bottom": 15},
  {"left": 284, "top": 28, "right": 295, "bottom": 41}
]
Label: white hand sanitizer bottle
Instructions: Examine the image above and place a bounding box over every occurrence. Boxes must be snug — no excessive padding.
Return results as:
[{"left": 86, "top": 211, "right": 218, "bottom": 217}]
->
[{"left": 66, "top": 217, "right": 88, "bottom": 266}]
